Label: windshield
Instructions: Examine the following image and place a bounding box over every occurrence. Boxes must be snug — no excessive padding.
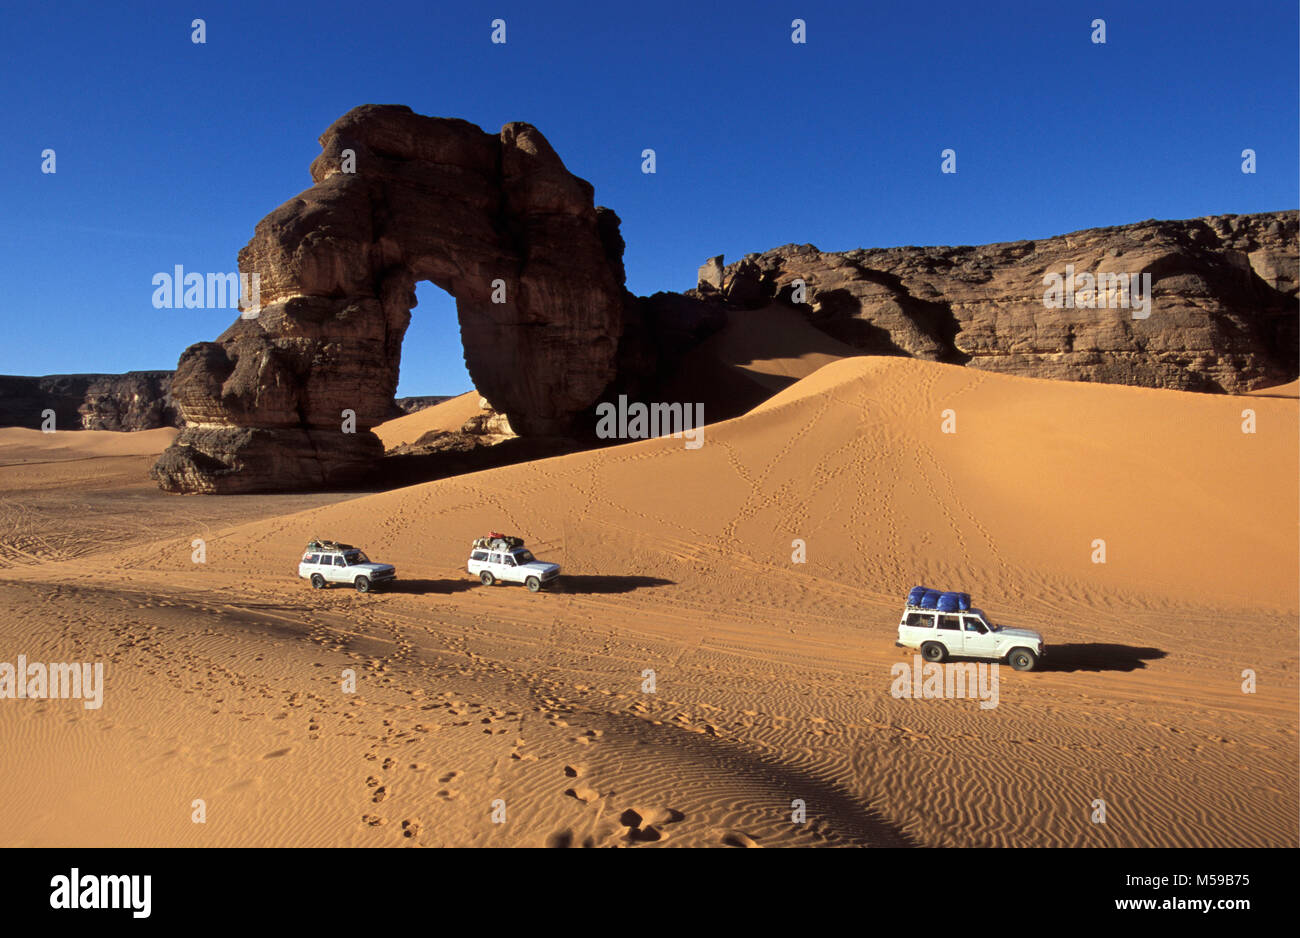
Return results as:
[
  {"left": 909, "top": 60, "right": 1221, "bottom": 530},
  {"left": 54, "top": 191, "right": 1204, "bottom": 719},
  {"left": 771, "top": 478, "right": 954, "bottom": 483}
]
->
[
  {"left": 513, "top": 550, "right": 535, "bottom": 564},
  {"left": 344, "top": 551, "right": 369, "bottom": 565}
]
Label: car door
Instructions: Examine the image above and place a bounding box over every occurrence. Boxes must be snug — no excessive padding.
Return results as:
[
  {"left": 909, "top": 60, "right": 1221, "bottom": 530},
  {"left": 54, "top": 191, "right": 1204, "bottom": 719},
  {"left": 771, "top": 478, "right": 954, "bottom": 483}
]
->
[
  {"left": 960, "top": 615, "right": 998, "bottom": 657},
  {"left": 500, "top": 552, "right": 521, "bottom": 583},
  {"left": 935, "top": 614, "right": 962, "bottom": 653},
  {"left": 328, "top": 554, "right": 350, "bottom": 583}
]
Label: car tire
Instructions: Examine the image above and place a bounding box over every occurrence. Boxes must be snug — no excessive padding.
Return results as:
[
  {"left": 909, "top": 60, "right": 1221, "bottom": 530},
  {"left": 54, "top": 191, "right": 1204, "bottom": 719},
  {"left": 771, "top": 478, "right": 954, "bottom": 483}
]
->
[
  {"left": 480, "top": 571, "right": 495, "bottom": 586},
  {"left": 355, "top": 576, "right": 371, "bottom": 593},
  {"left": 920, "top": 642, "right": 947, "bottom": 663},
  {"left": 310, "top": 574, "right": 326, "bottom": 589},
  {"left": 525, "top": 576, "right": 541, "bottom": 592},
  {"left": 1008, "top": 648, "right": 1038, "bottom": 671}
]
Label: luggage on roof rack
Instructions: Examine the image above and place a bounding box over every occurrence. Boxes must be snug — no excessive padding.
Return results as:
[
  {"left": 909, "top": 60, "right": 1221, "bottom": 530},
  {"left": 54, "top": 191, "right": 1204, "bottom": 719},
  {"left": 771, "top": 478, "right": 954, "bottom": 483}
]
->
[
  {"left": 907, "top": 586, "right": 970, "bottom": 612},
  {"left": 473, "top": 534, "right": 524, "bottom": 552},
  {"left": 307, "top": 539, "right": 354, "bottom": 552}
]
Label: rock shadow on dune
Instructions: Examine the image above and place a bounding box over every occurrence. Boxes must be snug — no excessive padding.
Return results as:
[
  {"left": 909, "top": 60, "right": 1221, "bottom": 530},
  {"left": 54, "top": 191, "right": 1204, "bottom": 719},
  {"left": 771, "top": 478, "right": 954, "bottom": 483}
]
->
[
  {"left": 1041, "top": 643, "right": 1166, "bottom": 673},
  {"left": 550, "top": 575, "right": 674, "bottom": 595}
]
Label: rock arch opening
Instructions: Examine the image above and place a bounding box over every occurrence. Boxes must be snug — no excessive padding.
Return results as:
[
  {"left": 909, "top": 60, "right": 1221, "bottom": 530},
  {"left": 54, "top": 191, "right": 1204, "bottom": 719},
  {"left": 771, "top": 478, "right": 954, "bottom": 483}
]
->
[{"left": 395, "top": 283, "right": 471, "bottom": 400}]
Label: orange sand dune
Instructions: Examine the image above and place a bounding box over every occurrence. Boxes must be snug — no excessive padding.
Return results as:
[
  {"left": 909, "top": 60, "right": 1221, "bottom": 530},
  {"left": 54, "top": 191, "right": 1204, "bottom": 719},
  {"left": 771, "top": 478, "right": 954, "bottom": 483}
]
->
[
  {"left": 1245, "top": 379, "right": 1300, "bottom": 399},
  {"left": 0, "top": 427, "right": 178, "bottom": 465},
  {"left": 0, "top": 358, "right": 1295, "bottom": 848},
  {"left": 374, "top": 391, "right": 480, "bottom": 449}
]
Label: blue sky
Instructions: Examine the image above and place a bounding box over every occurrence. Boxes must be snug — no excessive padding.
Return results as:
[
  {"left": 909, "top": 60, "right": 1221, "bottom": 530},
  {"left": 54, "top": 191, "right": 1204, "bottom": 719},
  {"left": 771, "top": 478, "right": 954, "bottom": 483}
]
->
[{"left": 2, "top": 0, "right": 1295, "bottom": 395}]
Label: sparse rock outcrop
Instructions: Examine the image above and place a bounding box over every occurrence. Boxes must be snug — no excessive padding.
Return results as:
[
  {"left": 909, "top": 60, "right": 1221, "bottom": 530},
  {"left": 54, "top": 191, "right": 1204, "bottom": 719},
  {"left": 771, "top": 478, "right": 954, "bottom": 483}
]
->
[
  {"left": 0, "top": 372, "right": 178, "bottom": 431},
  {"left": 699, "top": 212, "right": 1298, "bottom": 393},
  {"left": 153, "top": 104, "right": 625, "bottom": 493}
]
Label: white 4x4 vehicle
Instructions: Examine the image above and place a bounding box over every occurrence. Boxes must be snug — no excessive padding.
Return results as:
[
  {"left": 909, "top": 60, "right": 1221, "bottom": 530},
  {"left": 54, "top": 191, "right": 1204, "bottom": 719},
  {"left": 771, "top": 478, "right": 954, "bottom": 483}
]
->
[
  {"left": 897, "top": 605, "right": 1046, "bottom": 671},
  {"left": 468, "top": 537, "right": 560, "bottom": 592},
  {"left": 298, "top": 541, "right": 396, "bottom": 593}
]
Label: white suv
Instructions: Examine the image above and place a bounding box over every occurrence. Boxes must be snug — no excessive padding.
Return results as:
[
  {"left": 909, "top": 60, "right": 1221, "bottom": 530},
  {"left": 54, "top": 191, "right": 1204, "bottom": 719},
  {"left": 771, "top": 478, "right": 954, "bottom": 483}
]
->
[
  {"left": 298, "top": 542, "right": 396, "bottom": 593},
  {"left": 897, "top": 606, "right": 1046, "bottom": 671},
  {"left": 468, "top": 543, "right": 560, "bottom": 592}
]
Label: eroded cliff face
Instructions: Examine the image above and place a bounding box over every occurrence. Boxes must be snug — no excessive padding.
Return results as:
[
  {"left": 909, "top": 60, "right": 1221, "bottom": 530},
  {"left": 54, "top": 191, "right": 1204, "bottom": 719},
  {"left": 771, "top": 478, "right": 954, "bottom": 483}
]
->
[
  {"left": 696, "top": 212, "right": 1297, "bottom": 393},
  {"left": 153, "top": 104, "right": 625, "bottom": 493}
]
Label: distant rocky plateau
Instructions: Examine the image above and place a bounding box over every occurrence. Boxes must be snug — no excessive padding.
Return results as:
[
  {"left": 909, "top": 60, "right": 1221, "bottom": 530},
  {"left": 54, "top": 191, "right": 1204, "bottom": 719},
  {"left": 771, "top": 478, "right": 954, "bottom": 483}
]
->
[
  {"left": 691, "top": 210, "right": 1296, "bottom": 394},
  {"left": 9, "top": 106, "right": 1291, "bottom": 491}
]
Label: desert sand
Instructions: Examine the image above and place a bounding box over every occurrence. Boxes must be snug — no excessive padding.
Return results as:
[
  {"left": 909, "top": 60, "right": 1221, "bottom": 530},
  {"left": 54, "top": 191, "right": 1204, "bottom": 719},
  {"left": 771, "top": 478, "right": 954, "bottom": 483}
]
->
[
  {"left": 375, "top": 392, "right": 483, "bottom": 449},
  {"left": 0, "top": 356, "right": 1295, "bottom": 847}
]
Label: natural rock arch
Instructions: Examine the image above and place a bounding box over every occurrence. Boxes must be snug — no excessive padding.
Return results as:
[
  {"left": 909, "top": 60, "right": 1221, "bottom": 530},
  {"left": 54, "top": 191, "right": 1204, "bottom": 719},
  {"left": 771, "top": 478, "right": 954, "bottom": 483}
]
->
[{"left": 153, "top": 105, "right": 627, "bottom": 493}]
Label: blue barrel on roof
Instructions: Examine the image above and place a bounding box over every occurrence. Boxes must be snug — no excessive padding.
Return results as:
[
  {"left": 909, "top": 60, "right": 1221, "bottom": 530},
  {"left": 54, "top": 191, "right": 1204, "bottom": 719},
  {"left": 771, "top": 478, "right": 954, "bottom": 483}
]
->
[
  {"left": 920, "top": 589, "right": 941, "bottom": 609},
  {"left": 907, "top": 585, "right": 929, "bottom": 606}
]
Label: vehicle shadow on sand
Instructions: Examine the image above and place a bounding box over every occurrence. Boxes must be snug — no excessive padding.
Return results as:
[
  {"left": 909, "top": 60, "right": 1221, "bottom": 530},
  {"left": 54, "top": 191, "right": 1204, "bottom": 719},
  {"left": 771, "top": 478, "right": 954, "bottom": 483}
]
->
[
  {"left": 384, "top": 579, "right": 478, "bottom": 595},
  {"left": 1040, "top": 643, "right": 1166, "bottom": 673},
  {"left": 550, "top": 575, "right": 675, "bottom": 595}
]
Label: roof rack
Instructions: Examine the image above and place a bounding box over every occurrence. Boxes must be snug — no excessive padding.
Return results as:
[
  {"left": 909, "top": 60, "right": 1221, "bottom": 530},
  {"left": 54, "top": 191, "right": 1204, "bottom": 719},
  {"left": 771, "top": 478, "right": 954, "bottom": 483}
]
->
[{"left": 307, "top": 539, "right": 355, "bottom": 552}]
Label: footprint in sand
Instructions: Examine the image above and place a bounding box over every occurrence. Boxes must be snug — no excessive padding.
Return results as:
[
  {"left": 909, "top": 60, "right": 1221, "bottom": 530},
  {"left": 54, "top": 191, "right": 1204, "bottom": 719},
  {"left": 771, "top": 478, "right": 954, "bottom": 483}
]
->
[
  {"left": 438, "top": 771, "right": 461, "bottom": 784},
  {"left": 564, "top": 786, "right": 601, "bottom": 804},
  {"left": 401, "top": 819, "right": 421, "bottom": 839},
  {"left": 372, "top": 786, "right": 389, "bottom": 803},
  {"left": 721, "top": 831, "right": 761, "bottom": 848}
]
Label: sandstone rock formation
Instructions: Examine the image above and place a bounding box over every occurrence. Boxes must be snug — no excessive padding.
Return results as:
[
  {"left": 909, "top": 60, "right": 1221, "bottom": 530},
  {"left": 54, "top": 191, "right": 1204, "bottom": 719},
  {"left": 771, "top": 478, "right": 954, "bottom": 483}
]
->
[
  {"left": 697, "top": 211, "right": 1298, "bottom": 393},
  {"left": 0, "top": 372, "right": 178, "bottom": 431},
  {"left": 150, "top": 102, "right": 1296, "bottom": 493},
  {"left": 153, "top": 104, "right": 625, "bottom": 493}
]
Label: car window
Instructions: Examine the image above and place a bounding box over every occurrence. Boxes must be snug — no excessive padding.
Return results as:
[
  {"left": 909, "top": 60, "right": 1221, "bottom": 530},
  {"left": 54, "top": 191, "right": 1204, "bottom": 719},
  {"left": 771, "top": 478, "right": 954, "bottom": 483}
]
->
[
  {"left": 304, "top": 554, "right": 318, "bottom": 564},
  {"left": 964, "top": 618, "right": 987, "bottom": 634},
  {"left": 937, "top": 615, "right": 960, "bottom": 631},
  {"left": 905, "top": 612, "right": 932, "bottom": 627},
  {"left": 334, "top": 556, "right": 346, "bottom": 567},
  {"left": 489, "top": 553, "right": 501, "bottom": 564},
  {"left": 471, "top": 550, "right": 488, "bottom": 562},
  {"left": 504, "top": 555, "right": 516, "bottom": 566}
]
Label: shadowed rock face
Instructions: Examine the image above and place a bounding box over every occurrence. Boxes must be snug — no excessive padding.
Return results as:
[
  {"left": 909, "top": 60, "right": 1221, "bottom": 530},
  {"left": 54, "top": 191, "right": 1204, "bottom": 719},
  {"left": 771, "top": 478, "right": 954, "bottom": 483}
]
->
[
  {"left": 153, "top": 104, "right": 625, "bottom": 493},
  {"left": 699, "top": 212, "right": 1298, "bottom": 393},
  {"left": 0, "top": 372, "right": 178, "bottom": 431}
]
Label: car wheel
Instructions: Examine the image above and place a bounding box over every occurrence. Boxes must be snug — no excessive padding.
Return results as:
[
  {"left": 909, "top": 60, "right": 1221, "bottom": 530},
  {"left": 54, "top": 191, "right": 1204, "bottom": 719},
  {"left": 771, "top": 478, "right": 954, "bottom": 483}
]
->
[
  {"left": 920, "top": 641, "right": 947, "bottom": 663},
  {"left": 1008, "top": 648, "right": 1038, "bottom": 671},
  {"left": 525, "top": 576, "right": 541, "bottom": 592},
  {"left": 355, "top": 576, "right": 371, "bottom": 593},
  {"left": 310, "top": 574, "right": 326, "bottom": 589},
  {"left": 480, "top": 571, "right": 495, "bottom": 586}
]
